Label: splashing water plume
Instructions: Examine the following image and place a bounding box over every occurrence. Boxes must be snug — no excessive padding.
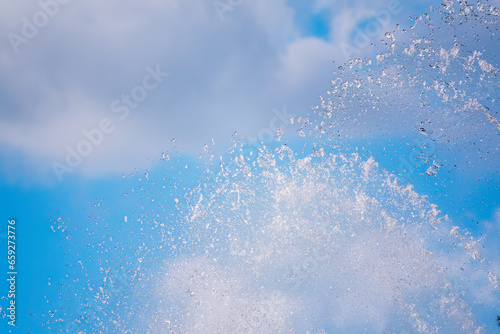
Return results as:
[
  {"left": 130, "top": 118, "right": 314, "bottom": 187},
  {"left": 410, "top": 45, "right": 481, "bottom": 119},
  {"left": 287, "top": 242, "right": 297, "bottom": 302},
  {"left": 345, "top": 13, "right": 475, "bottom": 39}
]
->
[
  {"left": 136, "top": 144, "right": 494, "bottom": 333},
  {"left": 51, "top": 1, "right": 499, "bottom": 333}
]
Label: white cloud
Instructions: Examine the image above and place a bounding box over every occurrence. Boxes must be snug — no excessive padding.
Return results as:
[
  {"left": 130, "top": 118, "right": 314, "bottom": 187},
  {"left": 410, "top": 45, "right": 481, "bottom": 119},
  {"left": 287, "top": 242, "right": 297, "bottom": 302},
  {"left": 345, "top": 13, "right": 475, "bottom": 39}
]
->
[
  {"left": 275, "top": 37, "right": 339, "bottom": 90},
  {"left": 0, "top": 0, "right": 486, "bottom": 184}
]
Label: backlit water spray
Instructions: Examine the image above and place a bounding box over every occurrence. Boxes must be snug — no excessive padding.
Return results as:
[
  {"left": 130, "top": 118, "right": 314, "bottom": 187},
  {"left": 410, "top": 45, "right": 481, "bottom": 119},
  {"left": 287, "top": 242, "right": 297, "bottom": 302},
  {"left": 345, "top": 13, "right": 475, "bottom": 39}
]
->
[{"left": 49, "top": 2, "right": 499, "bottom": 333}]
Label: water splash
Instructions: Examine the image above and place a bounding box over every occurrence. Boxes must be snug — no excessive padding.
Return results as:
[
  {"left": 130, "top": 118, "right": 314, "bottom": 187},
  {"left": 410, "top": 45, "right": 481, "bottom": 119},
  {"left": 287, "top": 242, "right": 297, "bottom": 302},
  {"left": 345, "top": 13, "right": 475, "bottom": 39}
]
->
[
  {"left": 50, "top": 1, "right": 500, "bottom": 333},
  {"left": 142, "top": 148, "right": 493, "bottom": 333}
]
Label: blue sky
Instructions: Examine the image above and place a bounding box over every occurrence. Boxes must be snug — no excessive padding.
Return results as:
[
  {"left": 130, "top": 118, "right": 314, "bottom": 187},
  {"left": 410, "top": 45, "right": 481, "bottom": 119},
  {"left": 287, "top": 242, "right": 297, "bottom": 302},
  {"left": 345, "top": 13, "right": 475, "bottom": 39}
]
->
[
  {"left": 0, "top": 0, "right": 499, "bottom": 332},
  {"left": 0, "top": 0, "right": 433, "bottom": 183}
]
